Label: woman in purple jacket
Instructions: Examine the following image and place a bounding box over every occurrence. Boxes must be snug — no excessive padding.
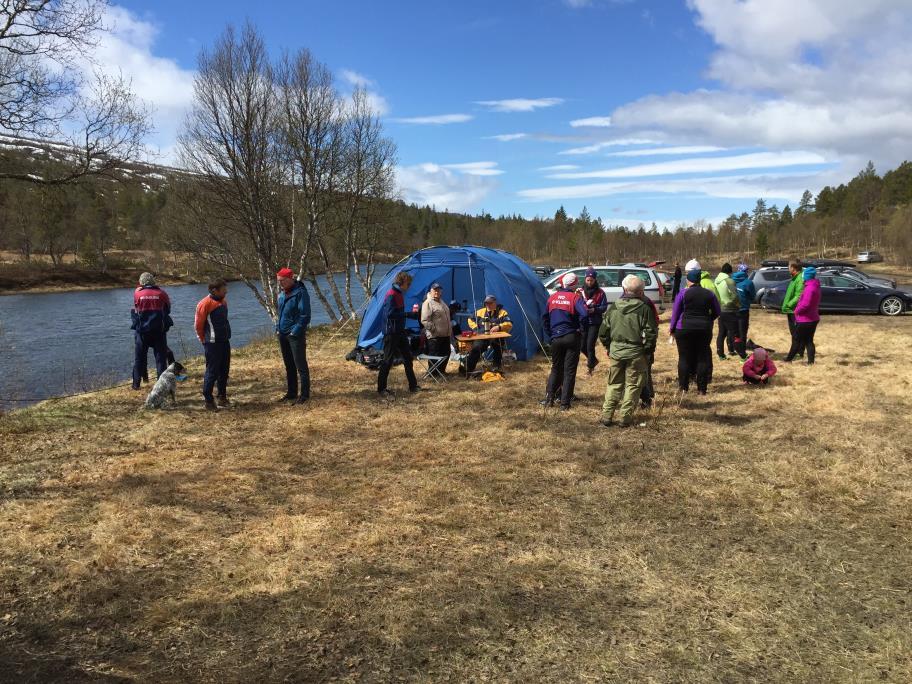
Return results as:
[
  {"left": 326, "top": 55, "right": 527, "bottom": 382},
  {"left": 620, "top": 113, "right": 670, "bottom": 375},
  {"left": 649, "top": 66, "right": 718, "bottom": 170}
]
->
[
  {"left": 785, "top": 266, "right": 821, "bottom": 364},
  {"left": 669, "top": 268, "right": 721, "bottom": 394}
]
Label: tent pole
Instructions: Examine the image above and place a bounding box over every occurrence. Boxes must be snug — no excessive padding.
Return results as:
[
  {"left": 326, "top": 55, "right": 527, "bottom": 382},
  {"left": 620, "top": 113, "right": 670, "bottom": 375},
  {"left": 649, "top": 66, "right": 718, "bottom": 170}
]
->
[{"left": 512, "top": 292, "right": 551, "bottom": 361}]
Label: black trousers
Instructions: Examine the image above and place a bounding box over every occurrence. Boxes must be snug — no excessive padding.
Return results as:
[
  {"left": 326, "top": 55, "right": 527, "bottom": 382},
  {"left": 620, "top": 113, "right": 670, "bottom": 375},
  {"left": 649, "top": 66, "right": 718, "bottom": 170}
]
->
[
  {"left": 202, "top": 341, "right": 230, "bottom": 401},
  {"left": 640, "top": 354, "right": 655, "bottom": 407},
  {"left": 675, "top": 329, "right": 713, "bottom": 392},
  {"left": 546, "top": 332, "right": 581, "bottom": 407},
  {"left": 426, "top": 336, "right": 450, "bottom": 374},
  {"left": 378, "top": 333, "right": 417, "bottom": 392},
  {"left": 580, "top": 323, "right": 600, "bottom": 370},
  {"left": 466, "top": 339, "right": 502, "bottom": 372},
  {"left": 716, "top": 312, "right": 738, "bottom": 356},
  {"left": 743, "top": 374, "right": 769, "bottom": 385},
  {"left": 735, "top": 310, "right": 750, "bottom": 358},
  {"left": 786, "top": 321, "right": 818, "bottom": 363},
  {"left": 278, "top": 332, "right": 310, "bottom": 398},
  {"left": 133, "top": 331, "right": 168, "bottom": 388}
]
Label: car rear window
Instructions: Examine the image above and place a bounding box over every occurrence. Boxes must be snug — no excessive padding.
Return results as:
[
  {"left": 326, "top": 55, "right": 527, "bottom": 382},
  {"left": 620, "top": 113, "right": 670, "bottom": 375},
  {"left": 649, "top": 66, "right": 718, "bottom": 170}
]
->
[
  {"left": 622, "top": 269, "right": 654, "bottom": 286},
  {"left": 760, "top": 271, "right": 790, "bottom": 281},
  {"left": 596, "top": 269, "right": 622, "bottom": 287}
]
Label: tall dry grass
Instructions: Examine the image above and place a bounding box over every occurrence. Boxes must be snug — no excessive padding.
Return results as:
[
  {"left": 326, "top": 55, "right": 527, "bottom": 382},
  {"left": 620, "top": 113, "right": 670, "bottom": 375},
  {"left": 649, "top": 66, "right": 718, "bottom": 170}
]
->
[{"left": 0, "top": 310, "right": 910, "bottom": 681}]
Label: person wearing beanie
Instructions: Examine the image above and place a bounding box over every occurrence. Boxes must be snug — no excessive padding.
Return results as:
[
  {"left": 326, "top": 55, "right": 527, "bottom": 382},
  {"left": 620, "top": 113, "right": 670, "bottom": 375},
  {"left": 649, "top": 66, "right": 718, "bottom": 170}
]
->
[
  {"left": 781, "top": 261, "right": 805, "bottom": 352},
  {"left": 598, "top": 274, "right": 658, "bottom": 427},
  {"left": 130, "top": 272, "right": 172, "bottom": 390},
  {"left": 785, "top": 266, "right": 821, "bottom": 364},
  {"left": 578, "top": 267, "right": 608, "bottom": 375},
  {"left": 731, "top": 265, "right": 757, "bottom": 359},
  {"left": 742, "top": 347, "right": 777, "bottom": 386},
  {"left": 466, "top": 293, "right": 512, "bottom": 375},
  {"left": 275, "top": 267, "right": 312, "bottom": 403},
  {"left": 714, "top": 263, "right": 740, "bottom": 360},
  {"left": 195, "top": 279, "right": 232, "bottom": 410},
  {"left": 685, "top": 259, "right": 701, "bottom": 272},
  {"left": 541, "top": 271, "right": 590, "bottom": 410},
  {"left": 668, "top": 267, "right": 720, "bottom": 394}
]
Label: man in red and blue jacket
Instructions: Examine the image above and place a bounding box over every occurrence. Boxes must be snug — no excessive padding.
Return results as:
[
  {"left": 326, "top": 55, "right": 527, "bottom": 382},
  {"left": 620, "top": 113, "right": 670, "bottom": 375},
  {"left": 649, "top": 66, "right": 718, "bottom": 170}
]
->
[
  {"left": 131, "top": 272, "right": 172, "bottom": 390},
  {"left": 195, "top": 279, "right": 231, "bottom": 410},
  {"left": 377, "top": 270, "right": 420, "bottom": 396},
  {"left": 542, "top": 271, "right": 590, "bottom": 410}
]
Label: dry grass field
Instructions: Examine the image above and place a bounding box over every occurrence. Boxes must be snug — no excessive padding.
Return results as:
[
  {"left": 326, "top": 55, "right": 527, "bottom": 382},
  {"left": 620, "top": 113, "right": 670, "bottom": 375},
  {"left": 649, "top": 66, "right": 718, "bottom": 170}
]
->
[{"left": 1, "top": 310, "right": 911, "bottom": 682}]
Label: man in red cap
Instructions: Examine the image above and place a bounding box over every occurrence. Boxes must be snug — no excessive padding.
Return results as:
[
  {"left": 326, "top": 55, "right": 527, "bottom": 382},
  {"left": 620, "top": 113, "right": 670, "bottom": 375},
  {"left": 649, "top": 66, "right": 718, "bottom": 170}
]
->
[{"left": 275, "top": 268, "right": 311, "bottom": 404}]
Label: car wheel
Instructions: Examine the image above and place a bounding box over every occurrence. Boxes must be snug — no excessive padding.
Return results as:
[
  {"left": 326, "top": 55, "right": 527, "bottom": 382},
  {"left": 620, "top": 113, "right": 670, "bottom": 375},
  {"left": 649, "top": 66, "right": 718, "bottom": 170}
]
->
[{"left": 880, "top": 296, "right": 904, "bottom": 316}]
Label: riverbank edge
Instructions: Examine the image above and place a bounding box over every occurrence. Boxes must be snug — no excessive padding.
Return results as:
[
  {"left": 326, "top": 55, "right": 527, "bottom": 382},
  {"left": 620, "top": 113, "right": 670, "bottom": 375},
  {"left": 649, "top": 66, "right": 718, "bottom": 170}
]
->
[{"left": 0, "top": 324, "right": 347, "bottom": 414}]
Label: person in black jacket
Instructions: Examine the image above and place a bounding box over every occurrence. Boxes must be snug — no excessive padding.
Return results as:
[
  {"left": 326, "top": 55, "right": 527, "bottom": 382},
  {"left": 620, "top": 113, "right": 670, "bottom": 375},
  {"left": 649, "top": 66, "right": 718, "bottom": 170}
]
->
[
  {"left": 377, "top": 271, "right": 420, "bottom": 396},
  {"left": 671, "top": 262, "right": 683, "bottom": 299},
  {"left": 668, "top": 268, "right": 720, "bottom": 394}
]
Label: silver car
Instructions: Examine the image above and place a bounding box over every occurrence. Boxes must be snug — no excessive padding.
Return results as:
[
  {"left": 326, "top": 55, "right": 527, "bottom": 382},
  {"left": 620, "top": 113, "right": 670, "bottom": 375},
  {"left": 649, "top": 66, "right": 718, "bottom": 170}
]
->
[
  {"left": 543, "top": 264, "right": 664, "bottom": 310},
  {"left": 857, "top": 251, "right": 884, "bottom": 263}
]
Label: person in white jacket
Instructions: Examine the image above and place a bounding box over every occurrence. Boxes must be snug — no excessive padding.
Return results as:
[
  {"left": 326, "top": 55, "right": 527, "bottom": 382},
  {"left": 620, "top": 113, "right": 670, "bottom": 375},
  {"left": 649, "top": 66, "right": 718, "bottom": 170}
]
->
[{"left": 420, "top": 283, "right": 452, "bottom": 375}]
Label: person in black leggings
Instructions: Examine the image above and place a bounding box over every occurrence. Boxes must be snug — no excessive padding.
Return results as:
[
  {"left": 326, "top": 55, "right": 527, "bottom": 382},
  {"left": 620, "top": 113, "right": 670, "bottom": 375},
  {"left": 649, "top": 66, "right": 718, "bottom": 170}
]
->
[
  {"left": 785, "top": 267, "right": 821, "bottom": 364},
  {"left": 668, "top": 268, "right": 721, "bottom": 394}
]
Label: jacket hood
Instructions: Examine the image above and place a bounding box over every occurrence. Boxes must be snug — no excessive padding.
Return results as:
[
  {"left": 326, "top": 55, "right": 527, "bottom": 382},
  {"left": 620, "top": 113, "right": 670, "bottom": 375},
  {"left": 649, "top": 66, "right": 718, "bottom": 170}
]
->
[
  {"left": 714, "top": 272, "right": 732, "bottom": 285},
  {"left": 614, "top": 296, "right": 648, "bottom": 315},
  {"left": 731, "top": 271, "right": 749, "bottom": 283}
]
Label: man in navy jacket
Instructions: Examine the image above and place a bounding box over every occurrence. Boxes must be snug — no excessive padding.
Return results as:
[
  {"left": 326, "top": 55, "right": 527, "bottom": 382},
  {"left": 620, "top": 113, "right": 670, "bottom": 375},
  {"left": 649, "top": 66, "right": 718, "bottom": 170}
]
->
[
  {"left": 131, "top": 272, "right": 171, "bottom": 390},
  {"left": 542, "top": 272, "right": 590, "bottom": 410},
  {"left": 377, "top": 270, "right": 420, "bottom": 396}
]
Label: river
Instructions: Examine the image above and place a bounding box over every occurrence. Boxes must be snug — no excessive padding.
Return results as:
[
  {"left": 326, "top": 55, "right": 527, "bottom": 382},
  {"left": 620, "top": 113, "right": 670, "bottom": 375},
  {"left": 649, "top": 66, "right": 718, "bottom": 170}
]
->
[{"left": 0, "top": 268, "right": 391, "bottom": 408}]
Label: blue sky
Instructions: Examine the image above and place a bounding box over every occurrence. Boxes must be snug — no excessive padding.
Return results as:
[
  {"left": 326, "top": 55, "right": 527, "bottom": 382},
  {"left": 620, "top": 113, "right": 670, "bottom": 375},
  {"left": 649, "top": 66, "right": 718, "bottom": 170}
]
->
[{"left": 102, "top": 0, "right": 912, "bottom": 227}]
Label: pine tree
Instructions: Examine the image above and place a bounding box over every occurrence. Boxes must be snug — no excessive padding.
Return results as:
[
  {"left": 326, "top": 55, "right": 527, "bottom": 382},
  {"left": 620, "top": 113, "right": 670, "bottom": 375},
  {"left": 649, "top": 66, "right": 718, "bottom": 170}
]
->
[{"left": 797, "top": 190, "right": 814, "bottom": 215}]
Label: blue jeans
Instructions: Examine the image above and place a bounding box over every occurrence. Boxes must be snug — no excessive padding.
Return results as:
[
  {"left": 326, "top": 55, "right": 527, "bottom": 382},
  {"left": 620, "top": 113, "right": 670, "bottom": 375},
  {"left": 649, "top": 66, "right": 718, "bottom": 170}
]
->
[
  {"left": 133, "top": 331, "right": 168, "bottom": 389},
  {"left": 202, "top": 341, "right": 231, "bottom": 401}
]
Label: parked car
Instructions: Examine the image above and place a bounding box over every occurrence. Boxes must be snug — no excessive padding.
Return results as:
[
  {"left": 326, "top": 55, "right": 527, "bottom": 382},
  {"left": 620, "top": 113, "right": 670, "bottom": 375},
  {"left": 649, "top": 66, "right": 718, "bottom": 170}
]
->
[
  {"left": 858, "top": 251, "right": 884, "bottom": 263},
  {"left": 760, "top": 272, "right": 912, "bottom": 316},
  {"left": 750, "top": 266, "right": 792, "bottom": 302},
  {"left": 533, "top": 265, "right": 555, "bottom": 278},
  {"left": 543, "top": 263, "right": 665, "bottom": 309}
]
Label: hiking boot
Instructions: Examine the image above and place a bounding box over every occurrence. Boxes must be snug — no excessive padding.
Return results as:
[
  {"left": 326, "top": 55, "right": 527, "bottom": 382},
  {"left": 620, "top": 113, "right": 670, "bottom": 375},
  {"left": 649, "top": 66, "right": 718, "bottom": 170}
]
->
[
  {"left": 204, "top": 400, "right": 218, "bottom": 411},
  {"left": 558, "top": 404, "right": 571, "bottom": 412},
  {"left": 539, "top": 395, "right": 554, "bottom": 407},
  {"left": 409, "top": 386, "right": 425, "bottom": 393},
  {"left": 216, "top": 396, "right": 231, "bottom": 407},
  {"left": 294, "top": 396, "right": 309, "bottom": 405},
  {"left": 277, "top": 394, "right": 295, "bottom": 402},
  {"left": 599, "top": 416, "right": 615, "bottom": 428},
  {"left": 378, "top": 389, "right": 395, "bottom": 399},
  {"left": 717, "top": 354, "right": 727, "bottom": 361}
]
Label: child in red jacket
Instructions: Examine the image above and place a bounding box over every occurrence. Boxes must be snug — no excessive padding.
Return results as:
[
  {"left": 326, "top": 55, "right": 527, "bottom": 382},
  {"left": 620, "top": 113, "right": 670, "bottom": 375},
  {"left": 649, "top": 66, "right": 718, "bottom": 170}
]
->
[{"left": 742, "top": 347, "right": 777, "bottom": 386}]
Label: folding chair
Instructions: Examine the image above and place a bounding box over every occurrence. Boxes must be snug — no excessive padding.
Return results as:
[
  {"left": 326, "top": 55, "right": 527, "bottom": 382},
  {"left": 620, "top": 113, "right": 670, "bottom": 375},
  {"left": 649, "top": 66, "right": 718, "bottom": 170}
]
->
[{"left": 417, "top": 354, "right": 448, "bottom": 383}]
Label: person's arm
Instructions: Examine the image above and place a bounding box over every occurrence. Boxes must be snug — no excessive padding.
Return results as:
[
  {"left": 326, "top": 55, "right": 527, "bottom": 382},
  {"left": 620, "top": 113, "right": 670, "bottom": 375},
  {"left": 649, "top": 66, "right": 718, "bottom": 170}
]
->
[
  {"left": 420, "top": 301, "right": 432, "bottom": 333},
  {"left": 781, "top": 280, "right": 795, "bottom": 313},
  {"left": 668, "top": 290, "right": 684, "bottom": 333},
  {"left": 598, "top": 313, "right": 611, "bottom": 350},
  {"left": 642, "top": 306, "right": 658, "bottom": 353},
  {"left": 496, "top": 309, "right": 512, "bottom": 333},
  {"left": 541, "top": 310, "right": 552, "bottom": 340},
  {"left": 765, "top": 359, "right": 778, "bottom": 378},
  {"left": 467, "top": 310, "right": 478, "bottom": 330},
  {"left": 746, "top": 280, "right": 757, "bottom": 304},
  {"left": 291, "top": 288, "right": 311, "bottom": 337},
  {"left": 194, "top": 299, "right": 209, "bottom": 343},
  {"left": 594, "top": 291, "right": 608, "bottom": 316},
  {"left": 794, "top": 286, "right": 810, "bottom": 317},
  {"left": 709, "top": 292, "right": 721, "bottom": 321}
]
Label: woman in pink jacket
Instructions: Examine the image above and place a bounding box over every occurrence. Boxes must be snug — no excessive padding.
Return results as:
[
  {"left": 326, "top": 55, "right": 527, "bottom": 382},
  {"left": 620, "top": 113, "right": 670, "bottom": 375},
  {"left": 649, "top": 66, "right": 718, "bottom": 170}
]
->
[{"left": 785, "top": 266, "right": 821, "bottom": 364}]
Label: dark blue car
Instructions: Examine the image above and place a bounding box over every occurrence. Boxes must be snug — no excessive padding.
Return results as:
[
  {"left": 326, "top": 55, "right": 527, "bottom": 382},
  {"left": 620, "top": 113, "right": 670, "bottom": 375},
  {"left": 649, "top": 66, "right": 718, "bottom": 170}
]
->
[{"left": 760, "top": 271, "right": 912, "bottom": 316}]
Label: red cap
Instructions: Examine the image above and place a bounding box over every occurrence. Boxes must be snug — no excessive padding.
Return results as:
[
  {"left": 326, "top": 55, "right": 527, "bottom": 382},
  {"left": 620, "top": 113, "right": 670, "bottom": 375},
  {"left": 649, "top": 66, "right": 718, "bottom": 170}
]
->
[{"left": 276, "top": 267, "right": 294, "bottom": 279}]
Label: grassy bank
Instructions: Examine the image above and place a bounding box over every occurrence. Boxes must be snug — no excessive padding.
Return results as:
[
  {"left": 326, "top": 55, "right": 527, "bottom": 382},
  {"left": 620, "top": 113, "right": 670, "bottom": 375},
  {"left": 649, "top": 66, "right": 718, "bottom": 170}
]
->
[
  {"left": 0, "top": 261, "right": 198, "bottom": 295},
  {"left": 1, "top": 314, "right": 911, "bottom": 681}
]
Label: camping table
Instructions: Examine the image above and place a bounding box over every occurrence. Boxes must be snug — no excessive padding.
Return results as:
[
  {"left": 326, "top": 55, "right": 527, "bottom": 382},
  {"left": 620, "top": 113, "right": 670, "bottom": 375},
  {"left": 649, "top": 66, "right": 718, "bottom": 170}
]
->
[{"left": 456, "top": 332, "right": 511, "bottom": 379}]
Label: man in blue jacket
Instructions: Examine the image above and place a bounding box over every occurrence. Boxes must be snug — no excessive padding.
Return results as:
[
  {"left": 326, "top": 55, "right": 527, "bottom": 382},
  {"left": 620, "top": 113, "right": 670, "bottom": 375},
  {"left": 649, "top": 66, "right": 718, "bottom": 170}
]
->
[
  {"left": 731, "top": 264, "right": 757, "bottom": 359},
  {"left": 131, "top": 272, "right": 172, "bottom": 390},
  {"left": 377, "top": 270, "right": 420, "bottom": 396},
  {"left": 275, "top": 268, "right": 311, "bottom": 404},
  {"left": 541, "top": 271, "right": 590, "bottom": 410}
]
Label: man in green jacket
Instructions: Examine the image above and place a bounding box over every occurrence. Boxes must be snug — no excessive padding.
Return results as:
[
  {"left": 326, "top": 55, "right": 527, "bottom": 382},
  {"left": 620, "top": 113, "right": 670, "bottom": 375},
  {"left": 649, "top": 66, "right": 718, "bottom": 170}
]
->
[
  {"left": 714, "top": 263, "right": 740, "bottom": 360},
  {"left": 781, "top": 261, "right": 804, "bottom": 346},
  {"left": 598, "top": 274, "right": 658, "bottom": 427}
]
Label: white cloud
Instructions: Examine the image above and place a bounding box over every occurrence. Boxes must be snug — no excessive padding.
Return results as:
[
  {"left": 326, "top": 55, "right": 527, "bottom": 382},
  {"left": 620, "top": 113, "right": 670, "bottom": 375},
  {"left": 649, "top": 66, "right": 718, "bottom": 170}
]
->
[
  {"left": 397, "top": 163, "right": 499, "bottom": 211},
  {"left": 518, "top": 171, "right": 814, "bottom": 203},
  {"left": 92, "top": 6, "right": 196, "bottom": 163},
  {"left": 570, "top": 116, "right": 613, "bottom": 127},
  {"left": 476, "top": 98, "right": 564, "bottom": 112},
  {"left": 339, "top": 68, "right": 390, "bottom": 116},
  {"left": 559, "top": 138, "right": 659, "bottom": 155},
  {"left": 391, "top": 113, "right": 474, "bottom": 125},
  {"left": 441, "top": 161, "right": 504, "bottom": 176},
  {"left": 605, "top": 145, "right": 726, "bottom": 157},
  {"left": 606, "top": 1, "right": 912, "bottom": 175},
  {"left": 484, "top": 133, "right": 527, "bottom": 141},
  {"left": 548, "top": 151, "right": 826, "bottom": 179},
  {"left": 538, "top": 164, "right": 579, "bottom": 171}
]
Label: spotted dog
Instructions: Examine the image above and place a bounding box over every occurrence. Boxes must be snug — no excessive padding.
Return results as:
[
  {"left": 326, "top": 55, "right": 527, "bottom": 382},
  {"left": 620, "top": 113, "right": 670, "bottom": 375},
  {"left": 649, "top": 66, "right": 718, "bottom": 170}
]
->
[{"left": 144, "top": 362, "right": 185, "bottom": 409}]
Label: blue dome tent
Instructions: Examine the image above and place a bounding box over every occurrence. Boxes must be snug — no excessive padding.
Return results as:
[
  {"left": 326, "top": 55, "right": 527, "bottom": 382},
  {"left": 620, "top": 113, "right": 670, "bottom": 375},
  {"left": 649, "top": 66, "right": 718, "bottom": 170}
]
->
[{"left": 355, "top": 246, "right": 549, "bottom": 361}]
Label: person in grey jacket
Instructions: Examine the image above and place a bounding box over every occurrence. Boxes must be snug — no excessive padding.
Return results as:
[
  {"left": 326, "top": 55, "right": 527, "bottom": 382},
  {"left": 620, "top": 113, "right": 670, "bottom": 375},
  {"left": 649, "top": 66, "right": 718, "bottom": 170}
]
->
[{"left": 420, "top": 283, "right": 451, "bottom": 375}]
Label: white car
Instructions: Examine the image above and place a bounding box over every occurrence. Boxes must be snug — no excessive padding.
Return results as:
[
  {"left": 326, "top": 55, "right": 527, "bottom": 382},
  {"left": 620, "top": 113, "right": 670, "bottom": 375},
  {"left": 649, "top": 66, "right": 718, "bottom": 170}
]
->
[
  {"left": 543, "top": 264, "right": 665, "bottom": 310},
  {"left": 857, "top": 251, "right": 884, "bottom": 263}
]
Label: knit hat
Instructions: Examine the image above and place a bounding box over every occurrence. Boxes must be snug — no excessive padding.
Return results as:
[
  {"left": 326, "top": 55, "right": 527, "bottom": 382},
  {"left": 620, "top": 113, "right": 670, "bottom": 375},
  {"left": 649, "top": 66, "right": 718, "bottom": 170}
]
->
[
  {"left": 685, "top": 259, "right": 701, "bottom": 272},
  {"left": 721, "top": 262, "right": 732, "bottom": 274},
  {"left": 484, "top": 294, "right": 497, "bottom": 303},
  {"left": 737, "top": 263, "right": 750, "bottom": 273},
  {"left": 276, "top": 267, "right": 294, "bottom": 279},
  {"left": 562, "top": 272, "right": 578, "bottom": 288},
  {"left": 686, "top": 268, "right": 702, "bottom": 284},
  {"left": 585, "top": 266, "right": 597, "bottom": 279},
  {"left": 752, "top": 347, "right": 768, "bottom": 363},
  {"left": 139, "top": 272, "right": 155, "bottom": 286},
  {"left": 803, "top": 266, "right": 817, "bottom": 280}
]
